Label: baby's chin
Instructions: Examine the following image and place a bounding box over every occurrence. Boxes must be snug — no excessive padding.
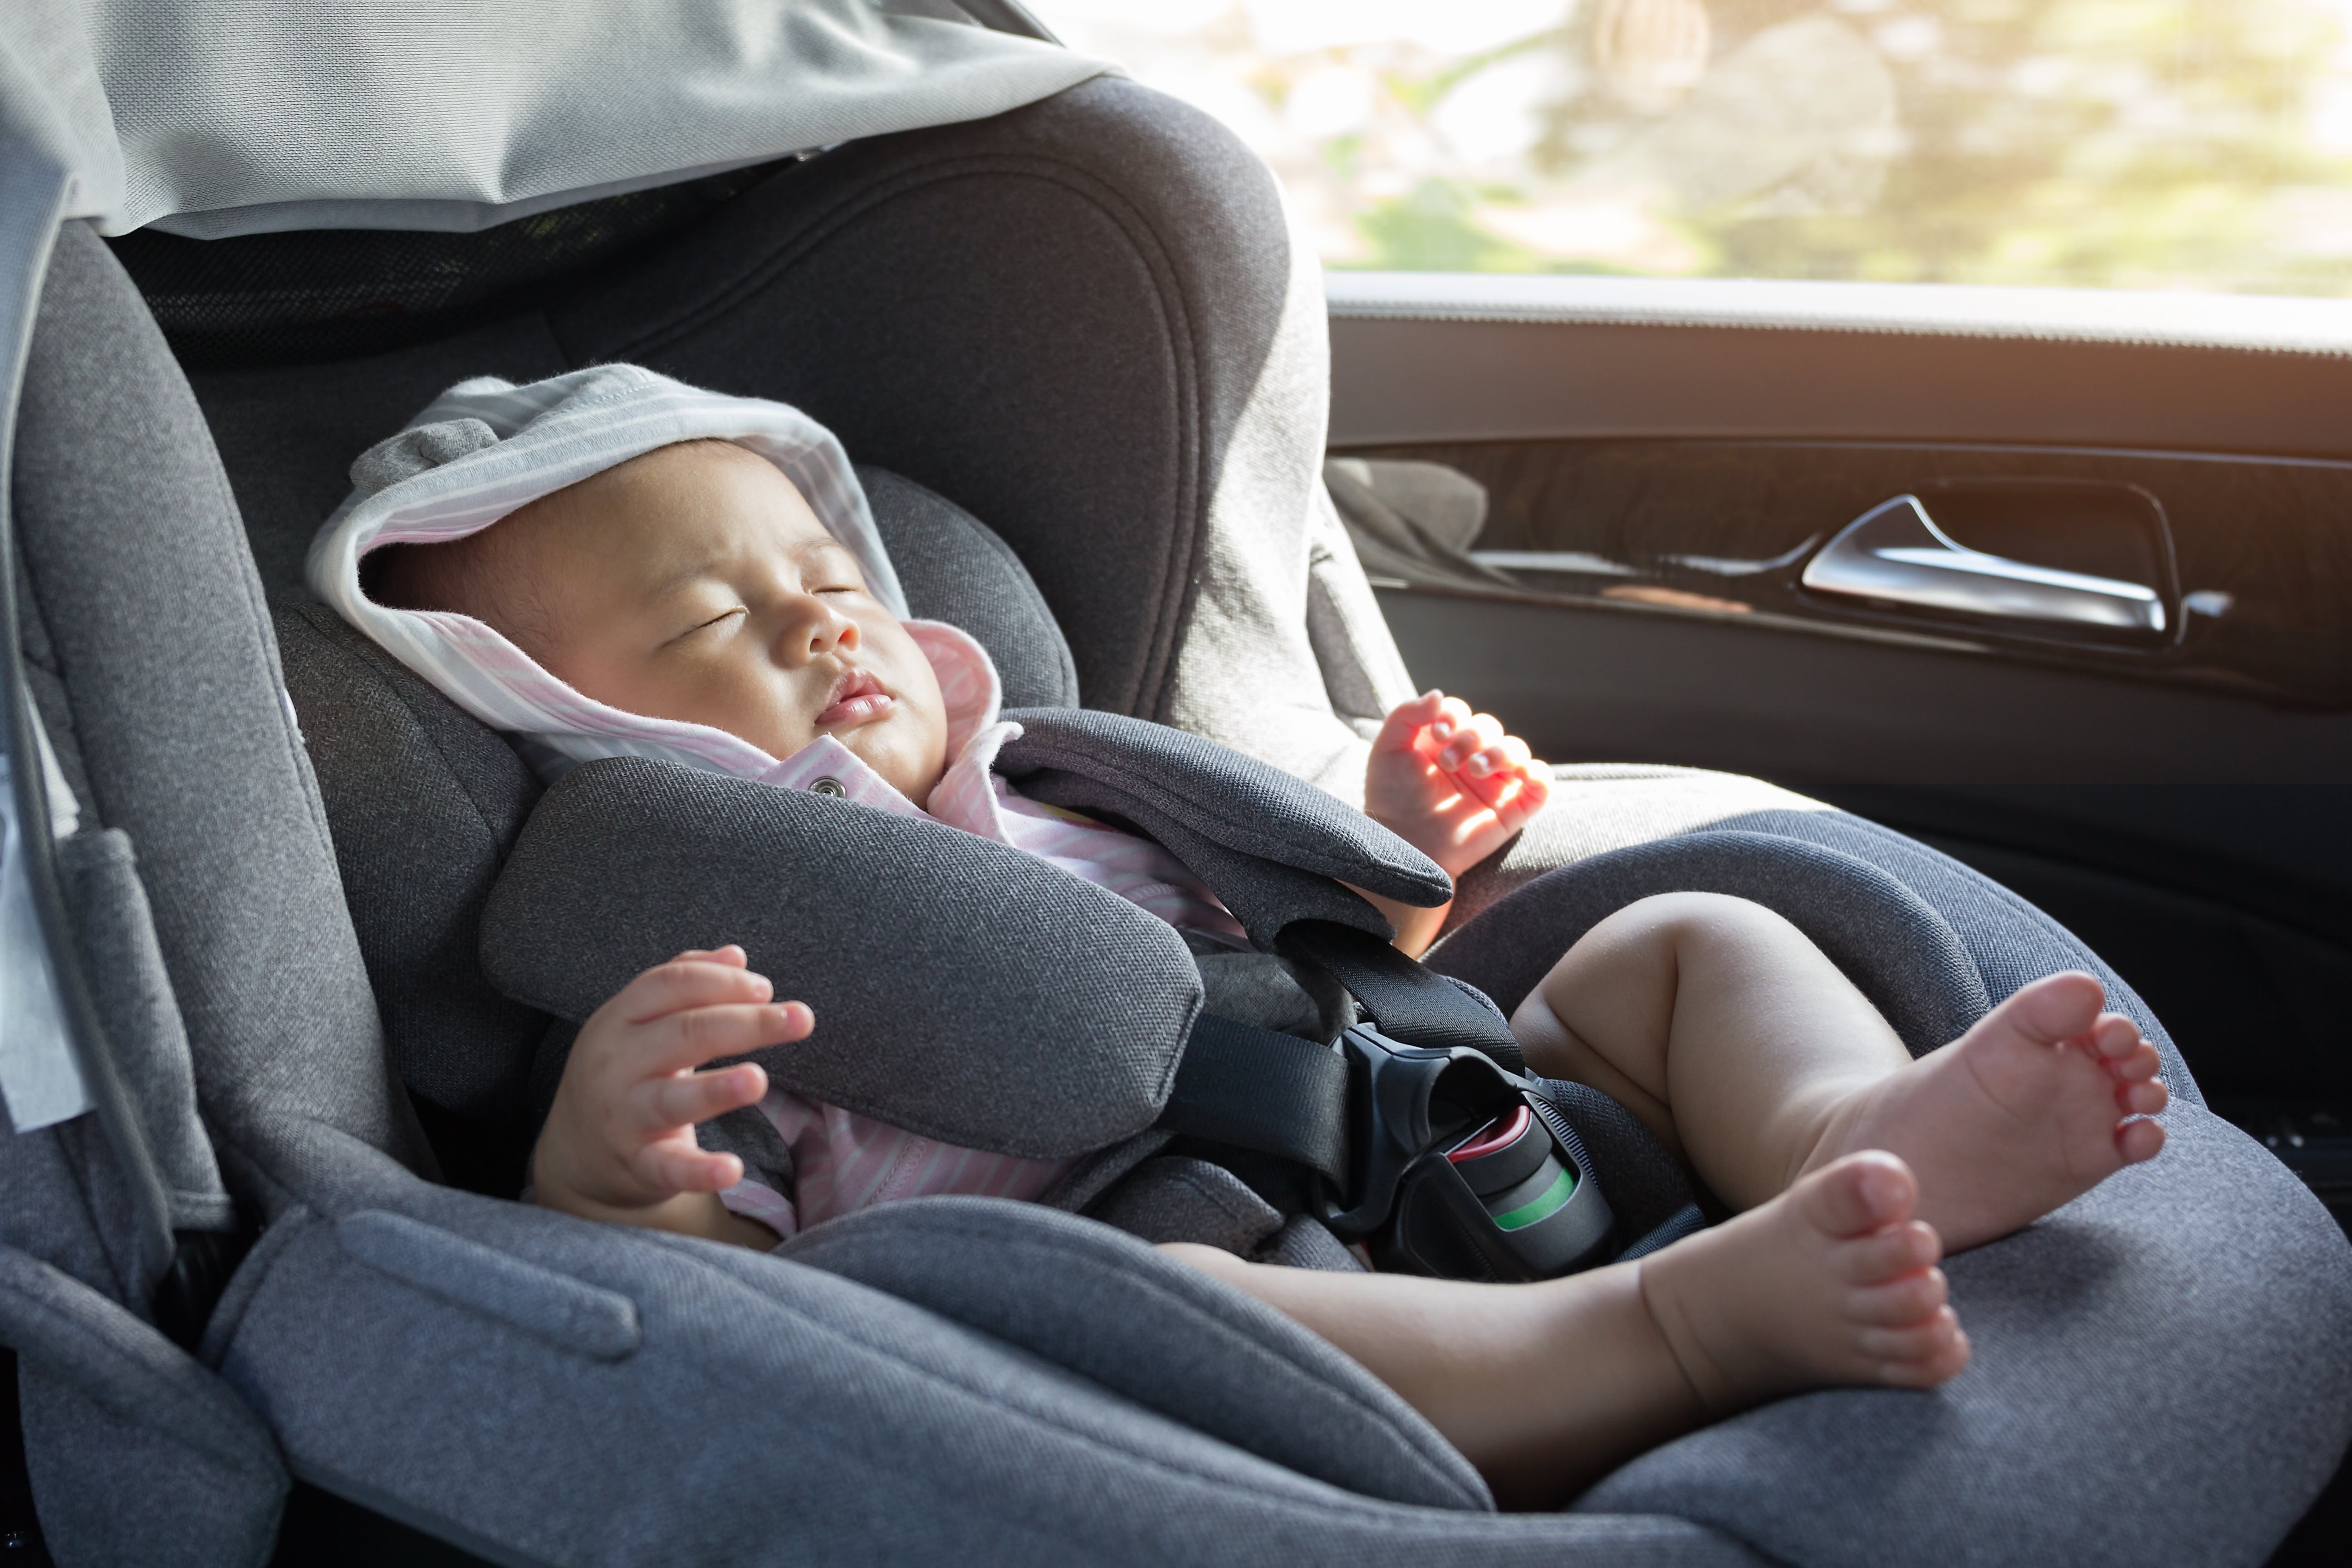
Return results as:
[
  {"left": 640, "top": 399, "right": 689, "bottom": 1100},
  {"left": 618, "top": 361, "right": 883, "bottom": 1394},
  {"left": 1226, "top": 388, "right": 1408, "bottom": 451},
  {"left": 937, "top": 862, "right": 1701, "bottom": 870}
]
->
[{"left": 827, "top": 714, "right": 949, "bottom": 808}]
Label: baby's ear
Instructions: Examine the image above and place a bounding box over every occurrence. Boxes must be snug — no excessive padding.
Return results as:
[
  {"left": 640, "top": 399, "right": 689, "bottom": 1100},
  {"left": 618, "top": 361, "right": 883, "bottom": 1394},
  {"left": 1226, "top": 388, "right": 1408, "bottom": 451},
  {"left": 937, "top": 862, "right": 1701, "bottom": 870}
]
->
[{"left": 350, "top": 417, "right": 501, "bottom": 495}]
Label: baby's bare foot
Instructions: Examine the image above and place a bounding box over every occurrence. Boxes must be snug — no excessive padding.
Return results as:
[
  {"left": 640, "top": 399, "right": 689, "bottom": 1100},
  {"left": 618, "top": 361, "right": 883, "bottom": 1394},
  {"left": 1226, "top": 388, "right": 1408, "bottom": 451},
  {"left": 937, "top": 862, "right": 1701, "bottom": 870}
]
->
[
  {"left": 1639, "top": 1152, "right": 1969, "bottom": 1412},
  {"left": 1803, "top": 973, "right": 2168, "bottom": 1253}
]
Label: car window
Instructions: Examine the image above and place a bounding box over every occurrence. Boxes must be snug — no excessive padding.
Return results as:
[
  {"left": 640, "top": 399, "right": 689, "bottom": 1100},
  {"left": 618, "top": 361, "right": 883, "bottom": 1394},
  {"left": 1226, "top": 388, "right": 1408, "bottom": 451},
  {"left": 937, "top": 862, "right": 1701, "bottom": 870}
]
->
[{"left": 1029, "top": 0, "right": 2352, "bottom": 297}]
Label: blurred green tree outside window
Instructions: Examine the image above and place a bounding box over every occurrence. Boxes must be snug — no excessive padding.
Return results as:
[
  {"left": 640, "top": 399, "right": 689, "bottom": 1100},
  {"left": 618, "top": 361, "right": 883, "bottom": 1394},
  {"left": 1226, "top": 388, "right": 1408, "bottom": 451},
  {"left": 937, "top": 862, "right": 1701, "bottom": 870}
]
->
[{"left": 1027, "top": 0, "right": 2352, "bottom": 295}]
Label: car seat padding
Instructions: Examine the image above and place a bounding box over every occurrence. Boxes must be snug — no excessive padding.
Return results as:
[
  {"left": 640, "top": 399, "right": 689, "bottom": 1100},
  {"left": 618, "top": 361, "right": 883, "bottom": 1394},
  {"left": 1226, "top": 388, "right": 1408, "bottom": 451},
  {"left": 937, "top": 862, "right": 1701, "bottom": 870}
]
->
[
  {"left": 273, "top": 602, "right": 551, "bottom": 1126},
  {"left": 481, "top": 756, "right": 1204, "bottom": 1159},
  {"left": 1432, "top": 831, "right": 1991, "bottom": 1059}
]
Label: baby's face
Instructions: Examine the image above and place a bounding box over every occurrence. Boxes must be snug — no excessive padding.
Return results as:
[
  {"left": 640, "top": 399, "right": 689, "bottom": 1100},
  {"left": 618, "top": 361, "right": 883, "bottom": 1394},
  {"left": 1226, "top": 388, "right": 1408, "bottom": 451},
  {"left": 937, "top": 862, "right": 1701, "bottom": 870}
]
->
[{"left": 485, "top": 442, "right": 949, "bottom": 805}]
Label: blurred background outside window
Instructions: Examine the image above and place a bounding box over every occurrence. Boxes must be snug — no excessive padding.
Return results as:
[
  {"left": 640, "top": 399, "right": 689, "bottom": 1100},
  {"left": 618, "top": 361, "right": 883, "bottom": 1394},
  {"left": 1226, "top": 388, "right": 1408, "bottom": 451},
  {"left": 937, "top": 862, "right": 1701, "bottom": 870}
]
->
[{"left": 1025, "top": 0, "right": 2352, "bottom": 297}]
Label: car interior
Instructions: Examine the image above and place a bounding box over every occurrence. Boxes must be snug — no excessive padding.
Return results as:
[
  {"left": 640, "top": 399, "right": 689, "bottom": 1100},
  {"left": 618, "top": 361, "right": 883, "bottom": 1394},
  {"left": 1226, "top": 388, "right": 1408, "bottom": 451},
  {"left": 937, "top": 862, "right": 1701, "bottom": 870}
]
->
[{"left": 3, "top": 3, "right": 2350, "bottom": 1565}]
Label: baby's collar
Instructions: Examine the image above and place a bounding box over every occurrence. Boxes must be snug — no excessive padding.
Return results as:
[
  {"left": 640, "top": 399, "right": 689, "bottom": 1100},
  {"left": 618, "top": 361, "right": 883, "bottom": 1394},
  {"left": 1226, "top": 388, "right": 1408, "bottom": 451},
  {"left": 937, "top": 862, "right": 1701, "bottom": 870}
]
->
[{"left": 758, "top": 619, "right": 1017, "bottom": 829}]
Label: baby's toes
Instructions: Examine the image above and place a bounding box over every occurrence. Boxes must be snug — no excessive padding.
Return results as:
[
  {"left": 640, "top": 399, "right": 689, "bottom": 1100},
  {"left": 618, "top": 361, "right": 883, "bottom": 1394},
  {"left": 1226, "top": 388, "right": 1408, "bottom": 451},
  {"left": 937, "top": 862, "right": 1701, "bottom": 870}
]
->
[
  {"left": 1833, "top": 1220, "right": 1940, "bottom": 1287},
  {"left": 2010, "top": 972, "right": 2107, "bottom": 1044},
  {"left": 1847, "top": 1266, "right": 1949, "bottom": 1327},
  {"left": 2117, "top": 1077, "right": 2168, "bottom": 1116},
  {"left": 1797, "top": 1151, "right": 1921, "bottom": 1241},
  {"left": 2117, "top": 1116, "right": 2167, "bottom": 1165},
  {"left": 1871, "top": 1315, "right": 1971, "bottom": 1386}
]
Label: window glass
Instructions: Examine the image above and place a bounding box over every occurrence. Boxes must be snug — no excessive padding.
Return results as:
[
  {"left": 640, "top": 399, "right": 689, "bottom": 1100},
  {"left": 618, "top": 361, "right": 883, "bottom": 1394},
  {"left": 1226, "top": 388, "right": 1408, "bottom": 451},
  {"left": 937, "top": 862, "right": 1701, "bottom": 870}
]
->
[{"left": 1027, "top": 1, "right": 2352, "bottom": 295}]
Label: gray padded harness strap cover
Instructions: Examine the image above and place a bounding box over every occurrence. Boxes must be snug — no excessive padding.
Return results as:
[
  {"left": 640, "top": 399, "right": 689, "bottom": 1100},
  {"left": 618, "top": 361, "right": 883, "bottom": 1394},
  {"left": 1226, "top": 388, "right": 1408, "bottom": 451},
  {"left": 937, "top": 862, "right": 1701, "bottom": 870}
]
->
[
  {"left": 480, "top": 756, "right": 1203, "bottom": 1159},
  {"left": 997, "top": 706, "right": 1449, "bottom": 945}
]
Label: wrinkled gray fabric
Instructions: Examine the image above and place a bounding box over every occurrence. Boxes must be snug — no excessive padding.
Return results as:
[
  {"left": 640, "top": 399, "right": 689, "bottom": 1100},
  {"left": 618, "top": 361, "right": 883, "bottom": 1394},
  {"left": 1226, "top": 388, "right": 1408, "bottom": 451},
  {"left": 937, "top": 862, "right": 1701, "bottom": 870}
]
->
[
  {"left": 1432, "top": 831, "right": 1990, "bottom": 1059},
  {"left": 3, "top": 1244, "right": 286, "bottom": 1568},
  {"left": 1262, "top": 1214, "right": 1368, "bottom": 1273},
  {"left": 1093, "top": 1155, "right": 1285, "bottom": 1254},
  {"left": 1193, "top": 944, "right": 1352, "bottom": 1043},
  {"left": 859, "top": 464, "right": 1080, "bottom": 710},
  {"left": 273, "top": 602, "right": 549, "bottom": 1122},
  {"left": 14, "top": 224, "right": 423, "bottom": 1177},
  {"left": 481, "top": 756, "right": 1201, "bottom": 1159},
  {"left": 54, "top": 829, "right": 230, "bottom": 1232},
  {"left": 11, "top": 0, "right": 1111, "bottom": 237},
  {"left": 693, "top": 1102, "right": 796, "bottom": 1218},
  {"left": 999, "top": 706, "right": 1447, "bottom": 945}
]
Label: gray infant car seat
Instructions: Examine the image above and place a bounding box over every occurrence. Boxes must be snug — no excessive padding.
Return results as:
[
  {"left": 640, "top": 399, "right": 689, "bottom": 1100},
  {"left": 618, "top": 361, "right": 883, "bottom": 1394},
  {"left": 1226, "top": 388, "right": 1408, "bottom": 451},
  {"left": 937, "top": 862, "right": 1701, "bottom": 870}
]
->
[{"left": 4, "top": 65, "right": 2350, "bottom": 1568}]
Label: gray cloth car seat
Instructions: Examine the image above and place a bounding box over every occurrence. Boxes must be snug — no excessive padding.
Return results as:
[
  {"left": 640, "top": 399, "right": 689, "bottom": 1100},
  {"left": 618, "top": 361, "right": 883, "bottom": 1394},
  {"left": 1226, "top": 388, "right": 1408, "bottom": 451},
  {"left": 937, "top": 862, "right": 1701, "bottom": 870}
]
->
[{"left": 3, "top": 73, "right": 2349, "bottom": 1568}]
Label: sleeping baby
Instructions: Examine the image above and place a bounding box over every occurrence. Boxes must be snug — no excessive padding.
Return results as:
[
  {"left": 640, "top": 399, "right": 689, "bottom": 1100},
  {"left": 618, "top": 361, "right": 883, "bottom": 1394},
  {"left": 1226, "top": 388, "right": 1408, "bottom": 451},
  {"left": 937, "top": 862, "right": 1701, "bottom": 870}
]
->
[{"left": 317, "top": 367, "right": 2166, "bottom": 1506}]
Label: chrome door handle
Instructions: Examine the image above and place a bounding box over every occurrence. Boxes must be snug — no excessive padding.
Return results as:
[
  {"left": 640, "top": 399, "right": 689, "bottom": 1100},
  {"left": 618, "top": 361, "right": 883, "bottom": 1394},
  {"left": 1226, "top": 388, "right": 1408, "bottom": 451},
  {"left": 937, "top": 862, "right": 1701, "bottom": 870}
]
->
[{"left": 1799, "top": 495, "right": 2166, "bottom": 636}]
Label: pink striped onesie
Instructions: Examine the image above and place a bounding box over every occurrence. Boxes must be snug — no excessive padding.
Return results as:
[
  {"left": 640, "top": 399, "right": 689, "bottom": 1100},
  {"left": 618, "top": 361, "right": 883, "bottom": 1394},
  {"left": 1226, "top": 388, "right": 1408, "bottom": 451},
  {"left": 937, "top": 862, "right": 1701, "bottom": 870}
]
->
[{"left": 715, "top": 621, "right": 1246, "bottom": 1240}]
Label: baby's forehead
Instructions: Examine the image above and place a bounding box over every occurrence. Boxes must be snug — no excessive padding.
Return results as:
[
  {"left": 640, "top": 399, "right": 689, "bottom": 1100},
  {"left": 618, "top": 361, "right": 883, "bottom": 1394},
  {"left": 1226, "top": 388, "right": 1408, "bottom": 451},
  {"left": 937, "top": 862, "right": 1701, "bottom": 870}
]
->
[{"left": 519, "top": 441, "right": 843, "bottom": 582}]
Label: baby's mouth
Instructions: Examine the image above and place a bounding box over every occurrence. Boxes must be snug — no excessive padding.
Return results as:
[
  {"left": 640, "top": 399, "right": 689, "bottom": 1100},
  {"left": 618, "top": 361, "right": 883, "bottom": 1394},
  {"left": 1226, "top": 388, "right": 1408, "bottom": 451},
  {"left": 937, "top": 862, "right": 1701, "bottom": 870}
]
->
[{"left": 815, "top": 668, "right": 896, "bottom": 729}]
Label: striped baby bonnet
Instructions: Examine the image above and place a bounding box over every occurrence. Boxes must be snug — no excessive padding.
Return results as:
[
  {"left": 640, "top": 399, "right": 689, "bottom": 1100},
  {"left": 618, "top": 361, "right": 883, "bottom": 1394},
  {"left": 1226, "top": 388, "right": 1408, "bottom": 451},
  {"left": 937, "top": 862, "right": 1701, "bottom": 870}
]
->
[{"left": 306, "top": 365, "right": 919, "bottom": 782}]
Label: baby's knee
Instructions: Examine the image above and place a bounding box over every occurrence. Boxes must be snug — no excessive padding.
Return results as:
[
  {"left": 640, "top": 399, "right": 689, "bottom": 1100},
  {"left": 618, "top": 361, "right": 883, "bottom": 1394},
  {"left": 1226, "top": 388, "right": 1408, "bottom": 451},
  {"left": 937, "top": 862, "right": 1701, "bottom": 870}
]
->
[{"left": 1614, "top": 892, "right": 1802, "bottom": 956}]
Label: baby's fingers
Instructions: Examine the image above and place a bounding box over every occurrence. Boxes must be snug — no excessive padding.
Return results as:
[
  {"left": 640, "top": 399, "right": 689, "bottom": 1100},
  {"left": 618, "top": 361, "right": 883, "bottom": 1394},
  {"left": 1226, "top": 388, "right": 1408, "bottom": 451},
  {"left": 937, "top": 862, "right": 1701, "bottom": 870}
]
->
[
  {"left": 637, "top": 1141, "right": 745, "bottom": 1197},
  {"left": 627, "top": 1060, "right": 770, "bottom": 1137},
  {"left": 612, "top": 952, "right": 776, "bottom": 1026},
  {"left": 1373, "top": 690, "right": 1449, "bottom": 755},
  {"left": 642, "top": 1000, "right": 814, "bottom": 1074},
  {"left": 1434, "top": 711, "right": 1506, "bottom": 773},
  {"left": 1489, "top": 765, "right": 1551, "bottom": 833}
]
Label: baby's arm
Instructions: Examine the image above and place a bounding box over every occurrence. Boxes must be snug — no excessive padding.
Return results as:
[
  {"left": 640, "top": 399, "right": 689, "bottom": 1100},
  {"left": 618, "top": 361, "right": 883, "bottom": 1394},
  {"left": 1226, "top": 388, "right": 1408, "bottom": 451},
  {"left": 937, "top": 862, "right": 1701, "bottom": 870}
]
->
[
  {"left": 531, "top": 945, "right": 810, "bottom": 1251},
  {"left": 1359, "top": 691, "right": 1551, "bottom": 957}
]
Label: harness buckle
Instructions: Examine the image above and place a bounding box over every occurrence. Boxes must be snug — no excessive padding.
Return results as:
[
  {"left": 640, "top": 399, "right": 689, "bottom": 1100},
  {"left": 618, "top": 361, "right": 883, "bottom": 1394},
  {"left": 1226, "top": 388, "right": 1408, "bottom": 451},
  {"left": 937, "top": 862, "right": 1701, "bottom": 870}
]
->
[{"left": 1320, "top": 1024, "right": 1616, "bottom": 1281}]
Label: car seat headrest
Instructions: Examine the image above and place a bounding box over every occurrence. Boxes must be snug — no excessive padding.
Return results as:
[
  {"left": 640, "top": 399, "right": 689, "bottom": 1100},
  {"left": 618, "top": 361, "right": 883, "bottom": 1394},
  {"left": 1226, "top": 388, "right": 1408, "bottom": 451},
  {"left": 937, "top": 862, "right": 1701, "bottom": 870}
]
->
[{"left": 857, "top": 465, "right": 1078, "bottom": 710}]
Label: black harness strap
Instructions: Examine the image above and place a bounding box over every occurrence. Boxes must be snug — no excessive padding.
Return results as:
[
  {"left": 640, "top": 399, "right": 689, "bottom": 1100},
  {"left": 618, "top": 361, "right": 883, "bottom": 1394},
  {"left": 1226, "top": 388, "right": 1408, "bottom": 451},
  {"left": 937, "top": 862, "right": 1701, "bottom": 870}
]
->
[
  {"left": 1278, "top": 921, "right": 1525, "bottom": 1074},
  {"left": 1156, "top": 1013, "right": 1351, "bottom": 1185}
]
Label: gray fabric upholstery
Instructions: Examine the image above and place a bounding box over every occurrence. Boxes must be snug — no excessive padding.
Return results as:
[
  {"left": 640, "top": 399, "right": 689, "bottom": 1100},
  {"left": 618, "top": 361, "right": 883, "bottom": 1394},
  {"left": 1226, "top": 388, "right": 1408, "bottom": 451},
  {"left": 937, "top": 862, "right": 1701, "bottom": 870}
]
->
[
  {"left": 999, "top": 705, "right": 1448, "bottom": 944},
  {"left": 273, "top": 601, "right": 549, "bottom": 1122},
  {"left": 55, "top": 829, "right": 231, "bottom": 1233},
  {"left": 858, "top": 464, "right": 1080, "bottom": 710},
  {"left": 1194, "top": 946, "right": 1350, "bottom": 1042},
  {"left": 780, "top": 1196, "right": 1480, "bottom": 1507},
  {"left": 3, "top": 1244, "right": 286, "bottom": 1568},
  {"left": 481, "top": 756, "right": 1203, "bottom": 1159},
  {"left": 1433, "top": 831, "right": 1990, "bottom": 1060},
  {"left": 14, "top": 223, "right": 422, "bottom": 1177},
  {"left": 1093, "top": 1155, "right": 1286, "bottom": 1253},
  {"left": 219, "top": 1181, "right": 1765, "bottom": 1567}
]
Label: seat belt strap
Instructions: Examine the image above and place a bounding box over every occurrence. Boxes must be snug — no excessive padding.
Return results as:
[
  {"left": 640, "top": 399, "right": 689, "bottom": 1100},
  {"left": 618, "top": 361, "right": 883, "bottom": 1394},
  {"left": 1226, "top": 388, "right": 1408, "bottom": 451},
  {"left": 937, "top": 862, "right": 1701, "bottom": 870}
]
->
[
  {"left": 1278, "top": 920, "right": 1526, "bottom": 1074},
  {"left": 1156, "top": 1013, "right": 1350, "bottom": 1185}
]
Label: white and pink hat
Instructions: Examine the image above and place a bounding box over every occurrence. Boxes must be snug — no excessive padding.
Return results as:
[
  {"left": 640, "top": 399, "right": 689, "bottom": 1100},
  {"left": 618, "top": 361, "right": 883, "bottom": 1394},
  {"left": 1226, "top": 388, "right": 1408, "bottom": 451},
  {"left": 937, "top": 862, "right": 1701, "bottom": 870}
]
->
[{"left": 303, "top": 365, "right": 1003, "bottom": 785}]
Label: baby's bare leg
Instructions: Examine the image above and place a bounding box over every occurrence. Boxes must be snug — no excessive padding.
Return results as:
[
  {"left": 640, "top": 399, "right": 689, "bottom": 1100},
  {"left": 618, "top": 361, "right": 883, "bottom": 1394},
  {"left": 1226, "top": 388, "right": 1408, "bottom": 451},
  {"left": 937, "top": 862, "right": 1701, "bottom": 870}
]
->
[
  {"left": 1509, "top": 893, "right": 1911, "bottom": 1211},
  {"left": 1509, "top": 893, "right": 2170, "bottom": 1250},
  {"left": 1168, "top": 1152, "right": 1965, "bottom": 1509}
]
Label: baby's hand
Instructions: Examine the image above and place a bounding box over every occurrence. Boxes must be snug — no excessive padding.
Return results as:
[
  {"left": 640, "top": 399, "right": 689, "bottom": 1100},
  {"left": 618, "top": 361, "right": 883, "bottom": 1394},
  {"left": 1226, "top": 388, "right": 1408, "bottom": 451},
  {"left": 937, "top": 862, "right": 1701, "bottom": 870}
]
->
[
  {"left": 1364, "top": 691, "right": 1551, "bottom": 880},
  {"left": 532, "top": 945, "right": 812, "bottom": 1247}
]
